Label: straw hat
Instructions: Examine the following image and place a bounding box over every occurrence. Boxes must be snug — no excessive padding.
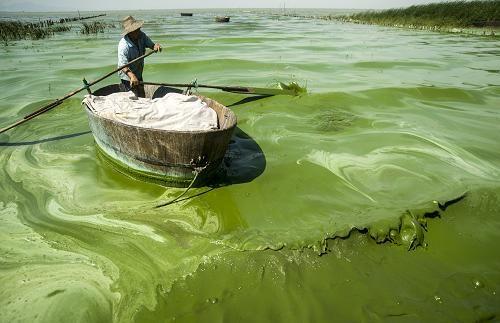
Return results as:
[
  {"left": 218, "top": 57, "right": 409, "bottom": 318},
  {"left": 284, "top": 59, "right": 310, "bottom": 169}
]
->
[{"left": 121, "top": 16, "right": 144, "bottom": 36}]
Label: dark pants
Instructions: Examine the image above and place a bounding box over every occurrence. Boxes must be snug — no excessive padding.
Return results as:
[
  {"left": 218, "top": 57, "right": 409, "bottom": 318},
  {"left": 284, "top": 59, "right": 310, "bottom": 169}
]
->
[{"left": 120, "top": 78, "right": 145, "bottom": 97}]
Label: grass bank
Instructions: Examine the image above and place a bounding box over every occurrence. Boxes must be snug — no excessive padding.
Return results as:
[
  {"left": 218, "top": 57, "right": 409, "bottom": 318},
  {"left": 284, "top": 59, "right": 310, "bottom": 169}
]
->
[{"left": 337, "top": 0, "right": 499, "bottom": 35}]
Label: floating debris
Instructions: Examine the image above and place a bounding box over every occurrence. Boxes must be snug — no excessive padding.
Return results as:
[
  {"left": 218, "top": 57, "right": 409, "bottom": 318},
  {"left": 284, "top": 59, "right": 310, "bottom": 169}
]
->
[{"left": 278, "top": 81, "right": 307, "bottom": 95}]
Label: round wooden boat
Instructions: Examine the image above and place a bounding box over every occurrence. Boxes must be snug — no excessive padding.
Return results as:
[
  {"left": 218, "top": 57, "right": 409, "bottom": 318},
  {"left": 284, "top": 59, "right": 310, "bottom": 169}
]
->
[
  {"left": 83, "top": 84, "right": 237, "bottom": 187},
  {"left": 215, "top": 16, "right": 230, "bottom": 23}
]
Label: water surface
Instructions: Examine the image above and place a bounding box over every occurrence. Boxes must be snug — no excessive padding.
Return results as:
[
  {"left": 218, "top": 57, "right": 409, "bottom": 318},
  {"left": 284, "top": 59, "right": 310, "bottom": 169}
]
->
[{"left": 0, "top": 9, "right": 499, "bottom": 322}]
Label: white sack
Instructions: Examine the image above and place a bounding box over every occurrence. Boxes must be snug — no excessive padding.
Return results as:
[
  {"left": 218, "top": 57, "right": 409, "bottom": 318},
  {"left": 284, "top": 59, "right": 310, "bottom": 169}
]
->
[{"left": 83, "top": 92, "right": 218, "bottom": 131}]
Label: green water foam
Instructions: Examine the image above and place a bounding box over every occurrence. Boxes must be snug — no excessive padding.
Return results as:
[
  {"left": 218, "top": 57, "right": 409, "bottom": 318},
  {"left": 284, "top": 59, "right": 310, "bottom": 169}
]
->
[{"left": 135, "top": 189, "right": 500, "bottom": 323}]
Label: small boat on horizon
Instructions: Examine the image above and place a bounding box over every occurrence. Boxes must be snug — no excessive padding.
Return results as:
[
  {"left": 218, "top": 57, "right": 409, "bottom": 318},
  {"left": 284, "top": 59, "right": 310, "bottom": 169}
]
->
[
  {"left": 215, "top": 16, "right": 230, "bottom": 23},
  {"left": 180, "top": 12, "right": 193, "bottom": 16}
]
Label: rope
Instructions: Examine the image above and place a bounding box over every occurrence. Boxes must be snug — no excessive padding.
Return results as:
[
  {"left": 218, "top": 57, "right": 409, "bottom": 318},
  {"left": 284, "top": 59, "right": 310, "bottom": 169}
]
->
[
  {"left": 154, "top": 172, "right": 199, "bottom": 208},
  {"left": 154, "top": 162, "right": 208, "bottom": 208}
]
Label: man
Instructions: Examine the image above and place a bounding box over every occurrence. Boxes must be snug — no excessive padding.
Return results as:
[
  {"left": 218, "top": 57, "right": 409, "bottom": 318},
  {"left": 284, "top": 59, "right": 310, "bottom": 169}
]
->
[{"left": 118, "top": 16, "right": 162, "bottom": 94}]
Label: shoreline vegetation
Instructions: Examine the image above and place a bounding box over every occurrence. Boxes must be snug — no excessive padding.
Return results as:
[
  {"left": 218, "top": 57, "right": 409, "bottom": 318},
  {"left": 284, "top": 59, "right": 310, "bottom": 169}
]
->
[
  {"left": 0, "top": 13, "right": 110, "bottom": 44},
  {"left": 284, "top": 0, "right": 500, "bottom": 36},
  {"left": 80, "top": 21, "right": 115, "bottom": 34}
]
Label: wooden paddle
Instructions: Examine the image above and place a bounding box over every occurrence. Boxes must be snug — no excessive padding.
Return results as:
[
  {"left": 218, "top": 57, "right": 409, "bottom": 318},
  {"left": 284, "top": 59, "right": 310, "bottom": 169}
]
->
[
  {"left": 0, "top": 50, "right": 158, "bottom": 134},
  {"left": 141, "top": 81, "right": 301, "bottom": 96}
]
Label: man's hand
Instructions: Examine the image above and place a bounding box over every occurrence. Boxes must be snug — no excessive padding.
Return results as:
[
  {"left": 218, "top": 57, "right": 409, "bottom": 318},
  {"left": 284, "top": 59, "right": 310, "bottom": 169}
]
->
[
  {"left": 153, "top": 43, "right": 162, "bottom": 52},
  {"left": 129, "top": 73, "right": 139, "bottom": 87}
]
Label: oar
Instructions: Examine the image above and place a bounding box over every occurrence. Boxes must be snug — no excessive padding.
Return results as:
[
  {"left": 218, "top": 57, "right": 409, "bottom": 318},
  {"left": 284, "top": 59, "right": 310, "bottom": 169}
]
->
[
  {"left": 141, "top": 81, "right": 300, "bottom": 96},
  {"left": 0, "top": 50, "right": 158, "bottom": 134}
]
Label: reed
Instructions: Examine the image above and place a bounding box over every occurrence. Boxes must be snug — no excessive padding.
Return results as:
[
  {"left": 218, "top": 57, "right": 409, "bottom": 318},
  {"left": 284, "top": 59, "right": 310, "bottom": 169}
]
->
[
  {"left": 0, "top": 21, "right": 53, "bottom": 43},
  {"left": 339, "top": 0, "right": 500, "bottom": 28},
  {"left": 0, "top": 14, "right": 108, "bottom": 44},
  {"left": 79, "top": 21, "right": 114, "bottom": 34},
  {"left": 50, "top": 25, "right": 71, "bottom": 33}
]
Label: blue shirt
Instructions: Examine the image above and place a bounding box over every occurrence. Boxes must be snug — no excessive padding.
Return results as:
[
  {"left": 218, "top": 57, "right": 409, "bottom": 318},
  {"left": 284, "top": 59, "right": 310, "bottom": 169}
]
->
[{"left": 117, "top": 31, "right": 155, "bottom": 81}]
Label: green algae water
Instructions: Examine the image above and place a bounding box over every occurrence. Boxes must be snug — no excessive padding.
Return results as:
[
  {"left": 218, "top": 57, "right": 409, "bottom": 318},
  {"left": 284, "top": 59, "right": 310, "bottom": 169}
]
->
[{"left": 1, "top": 9, "right": 500, "bottom": 322}]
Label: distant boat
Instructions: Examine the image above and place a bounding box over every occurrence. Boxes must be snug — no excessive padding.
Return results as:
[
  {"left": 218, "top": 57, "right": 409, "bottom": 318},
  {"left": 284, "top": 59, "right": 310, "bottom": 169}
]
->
[
  {"left": 215, "top": 16, "right": 230, "bottom": 23},
  {"left": 180, "top": 13, "right": 193, "bottom": 16}
]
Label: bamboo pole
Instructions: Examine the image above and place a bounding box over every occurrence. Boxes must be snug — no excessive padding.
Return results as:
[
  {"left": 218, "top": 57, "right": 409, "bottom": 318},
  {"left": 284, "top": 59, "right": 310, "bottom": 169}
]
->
[
  {"left": 0, "top": 50, "right": 157, "bottom": 134},
  {"left": 141, "top": 81, "right": 299, "bottom": 96}
]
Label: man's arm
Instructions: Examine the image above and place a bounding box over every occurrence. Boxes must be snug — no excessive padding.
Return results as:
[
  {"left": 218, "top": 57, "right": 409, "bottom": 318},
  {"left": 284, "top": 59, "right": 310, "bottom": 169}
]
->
[
  {"left": 143, "top": 32, "right": 162, "bottom": 52},
  {"left": 121, "top": 67, "right": 139, "bottom": 86},
  {"left": 118, "top": 42, "right": 140, "bottom": 86}
]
